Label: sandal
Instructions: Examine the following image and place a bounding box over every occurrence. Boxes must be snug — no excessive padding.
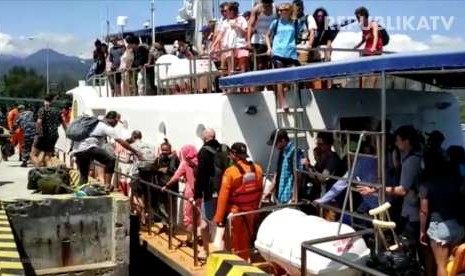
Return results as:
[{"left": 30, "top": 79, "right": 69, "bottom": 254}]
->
[{"left": 198, "top": 250, "right": 207, "bottom": 260}]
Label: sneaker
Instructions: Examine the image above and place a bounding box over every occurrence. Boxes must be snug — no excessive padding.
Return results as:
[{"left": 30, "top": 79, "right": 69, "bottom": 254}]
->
[{"left": 20, "top": 161, "right": 27, "bottom": 167}]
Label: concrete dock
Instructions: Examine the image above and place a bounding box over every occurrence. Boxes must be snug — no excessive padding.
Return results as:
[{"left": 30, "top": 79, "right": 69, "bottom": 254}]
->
[
  {"left": 0, "top": 155, "right": 36, "bottom": 201},
  {"left": 0, "top": 155, "right": 130, "bottom": 275}
]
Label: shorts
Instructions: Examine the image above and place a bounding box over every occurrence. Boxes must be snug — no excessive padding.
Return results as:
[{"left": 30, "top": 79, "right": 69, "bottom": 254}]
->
[
  {"left": 427, "top": 219, "right": 465, "bottom": 245},
  {"left": 74, "top": 147, "right": 116, "bottom": 184},
  {"left": 272, "top": 56, "right": 300, "bottom": 68},
  {"left": 251, "top": 44, "right": 267, "bottom": 55},
  {"left": 36, "top": 135, "right": 58, "bottom": 153},
  {"left": 251, "top": 44, "right": 270, "bottom": 69},
  {"left": 109, "top": 71, "right": 122, "bottom": 89},
  {"left": 224, "top": 48, "right": 250, "bottom": 59}
]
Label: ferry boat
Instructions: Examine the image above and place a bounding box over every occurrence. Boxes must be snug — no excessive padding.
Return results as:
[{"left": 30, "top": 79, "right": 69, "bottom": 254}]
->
[{"left": 53, "top": 47, "right": 465, "bottom": 276}]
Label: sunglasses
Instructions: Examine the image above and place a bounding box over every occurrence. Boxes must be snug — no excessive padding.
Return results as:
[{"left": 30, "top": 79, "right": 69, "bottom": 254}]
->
[{"left": 279, "top": 8, "right": 289, "bottom": 11}]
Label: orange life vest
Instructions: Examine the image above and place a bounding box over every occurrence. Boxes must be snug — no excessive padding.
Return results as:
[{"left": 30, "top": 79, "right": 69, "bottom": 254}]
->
[{"left": 229, "top": 162, "right": 262, "bottom": 211}]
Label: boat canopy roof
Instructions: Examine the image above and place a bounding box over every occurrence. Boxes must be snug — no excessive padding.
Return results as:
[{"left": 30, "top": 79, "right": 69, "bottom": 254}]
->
[
  {"left": 121, "top": 21, "right": 194, "bottom": 38},
  {"left": 219, "top": 50, "right": 465, "bottom": 89}
]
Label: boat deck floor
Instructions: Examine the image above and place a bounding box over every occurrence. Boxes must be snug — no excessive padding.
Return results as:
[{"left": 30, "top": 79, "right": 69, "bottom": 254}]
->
[
  {"left": 139, "top": 223, "right": 207, "bottom": 276},
  {"left": 139, "top": 223, "right": 277, "bottom": 275}
]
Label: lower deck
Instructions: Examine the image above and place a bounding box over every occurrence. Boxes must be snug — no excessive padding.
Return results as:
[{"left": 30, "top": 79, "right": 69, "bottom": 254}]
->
[{"left": 139, "top": 224, "right": 205, "bottom": 276}]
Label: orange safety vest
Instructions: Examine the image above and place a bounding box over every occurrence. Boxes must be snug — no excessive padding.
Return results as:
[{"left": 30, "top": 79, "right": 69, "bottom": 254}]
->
[{"left": 229, "top": 162, "right": 262, "bottom": 212}]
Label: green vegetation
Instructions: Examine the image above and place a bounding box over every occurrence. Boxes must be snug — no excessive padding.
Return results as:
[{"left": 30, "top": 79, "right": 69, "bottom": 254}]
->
[
  {"left": 0, "top": 66, "right": 75, "bottom": 99},
  {"left": 1, "top": 67, "right": 45, "bottom": 98}
]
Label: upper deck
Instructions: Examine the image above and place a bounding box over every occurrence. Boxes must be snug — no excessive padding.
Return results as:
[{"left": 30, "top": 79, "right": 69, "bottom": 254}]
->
[
  {"left": 86, "top": 49, "right": 465, "bottom": 99},
  {"left": 219, "top": 50, "right": 465, "bottom": 89}
]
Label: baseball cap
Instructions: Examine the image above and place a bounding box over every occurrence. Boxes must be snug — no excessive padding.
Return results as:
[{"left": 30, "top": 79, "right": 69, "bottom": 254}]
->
[
  {"left": 18, "top": 104, "right": 25, "bottom": 110},
  {"left": 200, "top": 25, "right": 211, "bottom": 32},
  {"left": 230, "top": 142, "right": 249, "bottom": 159},
  {"left": 267, "top": 129, "right": 289, "bottom": 146}
]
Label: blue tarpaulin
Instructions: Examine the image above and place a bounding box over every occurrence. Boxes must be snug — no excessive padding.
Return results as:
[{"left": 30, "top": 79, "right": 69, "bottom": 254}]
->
[{"left": 219, "top": 50, "right": 465, "bottom": 89}]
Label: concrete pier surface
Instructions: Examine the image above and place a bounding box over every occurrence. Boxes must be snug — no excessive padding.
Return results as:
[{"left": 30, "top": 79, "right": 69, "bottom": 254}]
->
[
  {"left": 0, "top": 155, "right": 130, "bottom": 275},
  {"left": 0, "top": 155, "right": 36, "bottom": 201}
]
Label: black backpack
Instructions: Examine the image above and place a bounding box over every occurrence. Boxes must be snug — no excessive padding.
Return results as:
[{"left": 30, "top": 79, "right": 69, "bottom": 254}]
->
[
  {"left": 204, "top": 144, "right": 230, "bottom": 196},
  {"left": 379, "top": 25, "right": 390, "bottom": 46},
  {"left": 66, "top": 115, "right": 99, "bottom": 141}
]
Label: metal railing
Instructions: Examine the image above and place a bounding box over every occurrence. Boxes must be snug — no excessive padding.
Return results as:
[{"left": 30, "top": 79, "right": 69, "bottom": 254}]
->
[
  {"left": 83, "top": 46, "right": 401, "bottom": 97},
  {"left": 53, "top": 147, "right": 207, "bottom": 267},
  {"left": 224, "top": 202, "right": 309, "bottom": 255},
  {"left": 112, "top": 168, "right": 205, "bottom": 267},
  {"left": 301, "top": 228, "right": 389, "bottom": 276}
]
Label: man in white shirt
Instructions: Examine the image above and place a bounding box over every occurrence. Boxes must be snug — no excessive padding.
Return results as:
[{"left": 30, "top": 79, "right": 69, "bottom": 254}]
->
[{"left": 72, "top": 111, "right": 142, "bottom": 191}]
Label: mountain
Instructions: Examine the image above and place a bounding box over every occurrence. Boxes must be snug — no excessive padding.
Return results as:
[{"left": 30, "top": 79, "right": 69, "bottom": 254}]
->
[{"left": 0, "top": 49, "right": 91, "bottom": 85}]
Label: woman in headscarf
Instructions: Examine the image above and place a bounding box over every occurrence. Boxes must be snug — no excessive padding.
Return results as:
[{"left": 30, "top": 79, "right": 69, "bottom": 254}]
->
[{"left": 162, "top": 144, "right": 209, "bottom": 258}]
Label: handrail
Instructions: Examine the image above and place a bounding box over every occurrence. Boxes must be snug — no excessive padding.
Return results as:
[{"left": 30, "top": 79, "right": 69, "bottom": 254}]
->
[
  {"left": 301, "top": 228, "right": 389, "bottom": 276},
  {"left": 85, "top": 46, "right": 400, "bottom": 97},
  {"left": 114, "top": 167, "right": 208, "bottom": 267},
  {"left": 280, "top": 127, "right": 383, "bottom": 136},
  {"left": 54, "top": 147, "right": 206, "bottom": 267},
  {"left": 224, "top": 202, "right": 309, "bottom": 253},
  {"left": 296, "top": 46, "right": 395, "bottom": 55}
]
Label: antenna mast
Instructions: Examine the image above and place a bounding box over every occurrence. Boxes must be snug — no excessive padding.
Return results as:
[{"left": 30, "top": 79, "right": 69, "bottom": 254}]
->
[
  {"left": 106, "top": 5, "right": 110, "bottom": 40},
  {"left": 151, "top": 0, "right": 156, "bottom": 44}
]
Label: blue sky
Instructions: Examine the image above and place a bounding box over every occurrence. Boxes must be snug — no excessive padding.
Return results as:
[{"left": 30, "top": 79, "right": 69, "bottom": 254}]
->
[{"left": 0, "top": 0, "right": 464, "bottom": 56}]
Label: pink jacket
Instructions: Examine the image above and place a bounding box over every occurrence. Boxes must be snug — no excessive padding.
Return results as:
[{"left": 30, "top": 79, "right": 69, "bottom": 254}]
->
[{"left": 167, "top": 145, "right": 199, "bottom": 227}]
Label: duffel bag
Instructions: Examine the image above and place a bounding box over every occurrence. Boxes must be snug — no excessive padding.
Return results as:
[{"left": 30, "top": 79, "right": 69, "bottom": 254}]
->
[{"left": 27, "top": 167, "right": 57, "bottom": 190}]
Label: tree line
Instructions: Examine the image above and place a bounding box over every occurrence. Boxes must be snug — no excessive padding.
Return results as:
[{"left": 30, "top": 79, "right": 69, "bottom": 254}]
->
[{"left": 0, "top": 66, "right": 77, "bottom": 99}]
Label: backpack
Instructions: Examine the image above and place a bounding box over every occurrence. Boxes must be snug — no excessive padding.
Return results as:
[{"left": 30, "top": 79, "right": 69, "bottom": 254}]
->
[
  {"left": 66, "top": 115, "right": 99, "bottom": 141},
  {"left": 1, "top": 140, "right": 14, "bottom": 157},
  {"left": 28, "top": 166, "right": 72, "bottom": 194},
  {"left": 367, "top": 236, "right": 421, "bottom": 276},
  {"left": 204, "top": 144, "right": 230, "bottom": 196},
  {"left": 270, "top": 18, "right": 299, "bottom": 46},
  {"left": 28, "top": 167, "right": 58, "bottom": 190},
  {"left": 379, "top": 25, "right": 390, "bottom": 46},
  {"left": 134, "top": 141, "right": 156, "bottom": 170}
]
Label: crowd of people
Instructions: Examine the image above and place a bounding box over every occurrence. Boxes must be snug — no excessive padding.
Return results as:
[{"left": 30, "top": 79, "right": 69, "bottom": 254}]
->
[
  {"left": 86, "top": 0, "right": 386, "bottom": 104},
  {"left": 3, "top": 99, "right": 465, "bottom": 274},
  {"left": 267, "top": 125, "right": 465, "bottom": 276},
  {"left": 0, "top": 96, "right": 70, "bottom": 167},
  {"left": 69, "top": 108, "right": 465, "bottom": 275},
  {"left": 68, "top": 113, "right": 263, "bottom": 260}
]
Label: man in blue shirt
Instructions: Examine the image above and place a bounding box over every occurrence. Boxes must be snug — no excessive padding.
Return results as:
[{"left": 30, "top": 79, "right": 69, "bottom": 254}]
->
[{"left": 265, "top": 129, "right": 303, "bottom": 204}]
